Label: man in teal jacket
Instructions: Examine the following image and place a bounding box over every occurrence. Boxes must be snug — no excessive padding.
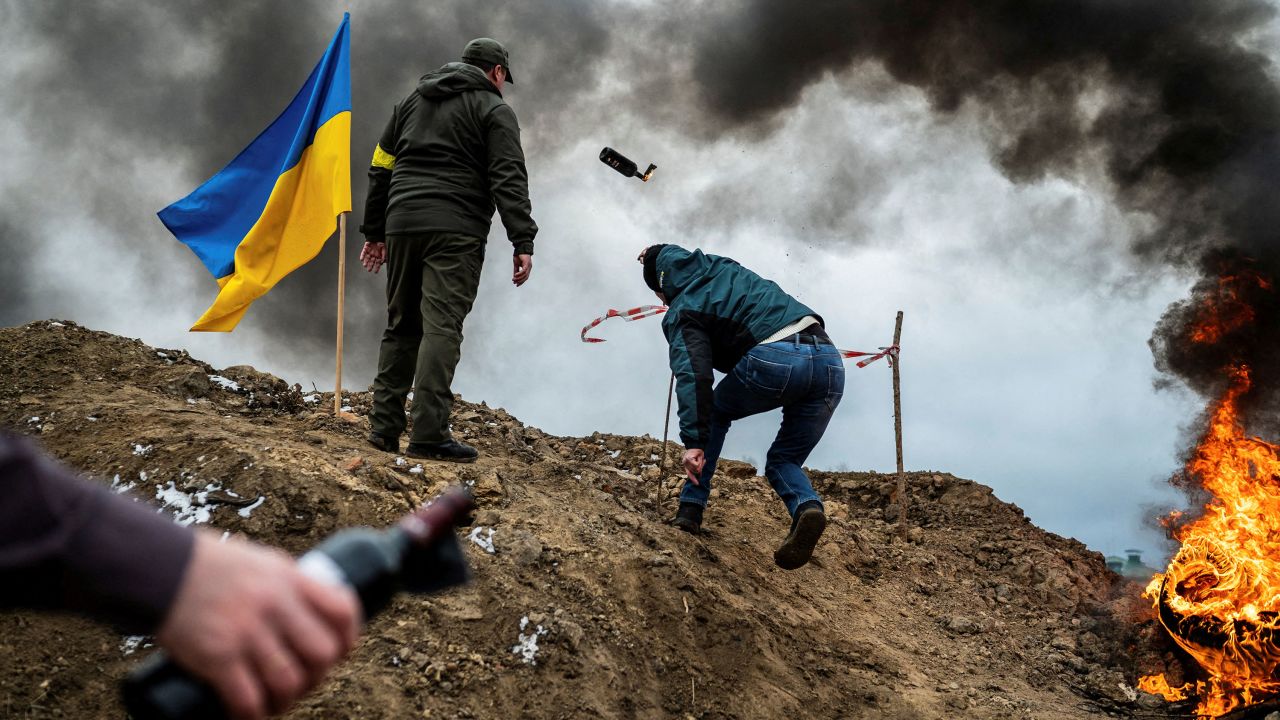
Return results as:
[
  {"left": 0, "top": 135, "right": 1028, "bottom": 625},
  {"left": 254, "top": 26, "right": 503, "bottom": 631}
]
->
[{"left": 640, "top": 244, "right": 845, "bottom": 570}]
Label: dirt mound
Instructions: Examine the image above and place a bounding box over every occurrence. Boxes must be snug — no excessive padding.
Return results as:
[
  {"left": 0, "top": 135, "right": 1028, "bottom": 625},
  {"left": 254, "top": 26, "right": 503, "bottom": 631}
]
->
[{"left": 0, "top": 320, "right": 1189, "bottom": 719}]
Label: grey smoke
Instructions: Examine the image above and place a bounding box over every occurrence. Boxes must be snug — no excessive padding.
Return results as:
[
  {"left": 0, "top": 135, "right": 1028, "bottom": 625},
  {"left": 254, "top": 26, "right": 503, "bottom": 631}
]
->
[{"left": 0, "top": 0, "right": 615, "bottom": 367}]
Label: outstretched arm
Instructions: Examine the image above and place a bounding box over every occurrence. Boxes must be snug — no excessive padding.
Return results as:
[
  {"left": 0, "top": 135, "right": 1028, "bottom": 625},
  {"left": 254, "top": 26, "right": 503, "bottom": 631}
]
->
[
  {"left": 359, "top": 108, "right": 399, "bottom": 273},
  {"left": 664, "top": 313, "right": 716, "bottom": 462}
]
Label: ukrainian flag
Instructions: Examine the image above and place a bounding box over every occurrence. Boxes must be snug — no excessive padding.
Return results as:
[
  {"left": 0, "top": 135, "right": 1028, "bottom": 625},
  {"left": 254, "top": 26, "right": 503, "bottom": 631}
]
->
[{"left": 159, "top": 14, "right": 351, "bottom": 332}]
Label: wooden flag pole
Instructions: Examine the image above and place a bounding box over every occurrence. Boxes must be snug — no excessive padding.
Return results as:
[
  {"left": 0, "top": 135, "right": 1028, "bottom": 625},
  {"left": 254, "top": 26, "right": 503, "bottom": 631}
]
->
[
  {"left": 333, "top": 212, "right": 348, "bottom": 416},
  {"left": 891, "top": 310, "right": 907, "bottom": 539}
]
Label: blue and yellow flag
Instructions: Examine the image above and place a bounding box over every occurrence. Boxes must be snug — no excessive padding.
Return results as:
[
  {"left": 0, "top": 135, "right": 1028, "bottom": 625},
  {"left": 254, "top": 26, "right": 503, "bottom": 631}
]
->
[{"left": 159, "top": 14, "right": 351, "bottom": 332}]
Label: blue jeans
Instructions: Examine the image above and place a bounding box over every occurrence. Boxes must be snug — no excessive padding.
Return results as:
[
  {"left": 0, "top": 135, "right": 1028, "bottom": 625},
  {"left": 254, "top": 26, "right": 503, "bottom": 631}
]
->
[{"left": 680, "top": 337, "right": 845, "bottom": 516}]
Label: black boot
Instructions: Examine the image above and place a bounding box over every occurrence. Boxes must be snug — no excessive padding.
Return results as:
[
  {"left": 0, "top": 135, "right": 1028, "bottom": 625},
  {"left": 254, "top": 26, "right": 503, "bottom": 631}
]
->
[
  {"left": 671, "top": 502, "right": 703, "bottom": 534},
  {"left": 367, "top": 433, "right": 399, "bottom": 453},
  {"left": 406, "top": 439, "right": 479, "bottom": 463},
  {"left": 774, "top": 500, "right": 826, "bottom": 570}
]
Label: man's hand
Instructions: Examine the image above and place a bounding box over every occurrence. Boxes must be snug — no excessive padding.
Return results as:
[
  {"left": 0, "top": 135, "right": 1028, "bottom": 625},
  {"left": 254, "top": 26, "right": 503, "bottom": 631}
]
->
[
  {"left": 682, "top": 448, "right": 705, "bottom": 485},
  {"left": 512, "top": 254, "right": 532, "bottom": 287},
  {"left": 360, "top": 242, "right": 386, "bottom": 273},
  {"left": 156, "top": 532, "right": 361, "bottom": 720}
]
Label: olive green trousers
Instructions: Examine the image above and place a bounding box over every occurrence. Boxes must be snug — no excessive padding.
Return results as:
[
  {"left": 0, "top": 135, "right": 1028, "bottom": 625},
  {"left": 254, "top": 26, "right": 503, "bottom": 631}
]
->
[{"left": 369, "top": 232, "right": 484, "bottom": 445}]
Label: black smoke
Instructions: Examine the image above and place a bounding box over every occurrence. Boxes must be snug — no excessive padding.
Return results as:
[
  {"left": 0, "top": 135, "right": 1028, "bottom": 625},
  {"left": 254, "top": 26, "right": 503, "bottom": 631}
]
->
[{"left": 688, "top": 0, "right": 1280, "bottom": 429}]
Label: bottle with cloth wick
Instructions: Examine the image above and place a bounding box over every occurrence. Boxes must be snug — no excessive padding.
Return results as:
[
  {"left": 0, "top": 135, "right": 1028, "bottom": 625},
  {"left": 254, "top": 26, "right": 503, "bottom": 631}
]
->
[{"left": 600, "top": 146, "right": 656, "bottom": 181}]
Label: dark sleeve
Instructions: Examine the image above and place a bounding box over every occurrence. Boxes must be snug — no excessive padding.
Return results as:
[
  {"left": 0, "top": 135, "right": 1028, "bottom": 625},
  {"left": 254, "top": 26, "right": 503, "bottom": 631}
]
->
[
  {"left": 484, "top": 103, "right": 538, "bottom": 256},
  {"left": 0, "top": 434, "right": 194, "bottom": 634},
  {"left": 358, "top": 106, "right": 400, "bottom": 241},
  {"left": 664, "top": 313, "right": 715, "bottom": 450}
]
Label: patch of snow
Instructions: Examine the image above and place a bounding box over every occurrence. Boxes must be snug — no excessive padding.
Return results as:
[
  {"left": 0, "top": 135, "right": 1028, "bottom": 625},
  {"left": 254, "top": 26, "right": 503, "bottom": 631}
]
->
[
  {"left": 609, "top": 449, "right": 622, "bottom": 459},
  {"left": 486, "top": 421, "right": 498, "bottom": 427},
  {"left": 86, "top": 415, "right": 98, "bottom": 422},
  {"left": 237, "top": 496, "right": 266, "bottom": 518},
  {"left": 649, "top": 453, "right": 659, "bottom": 461},
  {"left": 110, "top": 474, "right": 136, "bottom": 494},
  {"left": 132, "top": 444, "right": 152, "bottom": 456},
  {"left": 219, "top": 531, "right": 230, "bottom": 543},
  {"left": 573, "top": 474, "right": 582, "bottom": 480},
  {"left": 468, "top": 527, "right": 496, "bottom": 554},
  {"left": 302, "top": 393, "right": 320, "bottom": 404},
  {"left": 409, "top": 465, "right": 424, "bottom": 475},
  {"left": 155, "top": 480, "right": 223, "bottom": 526},
  {"left": 186, "top": 398, "right": 197, "bottom": 405},
  {"left": 395, "top": 457, "right": 407, "bottom": 467},
  {"left": 208, "top": 375, "right": 241, "bottom": 392},
  {"left": 156, "top": 352, "right": 168, "bottom": 358},
  {"left": 511, "top": 616, "right": 547, "bottom": 665},
  {"left": 27, "top": 416, "right": 39, "bottom": 423},
  {"left": 119, "top": 635, "right": 151, "bottom": 656},
  {"left": 49, "top": 321, "right": 65, "bottom": 328},
  {"left": 340, "top": 405, "right": 353, "bottom": 412},
  {"left": 196, "top": 455, "right": 205, "bottom": 463}
]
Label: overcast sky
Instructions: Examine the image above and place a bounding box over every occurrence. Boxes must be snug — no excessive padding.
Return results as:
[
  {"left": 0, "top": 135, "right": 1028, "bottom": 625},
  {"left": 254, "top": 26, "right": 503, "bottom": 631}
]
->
[{"left": 4, "top": 0, "right": 1273, "bottom": 562}]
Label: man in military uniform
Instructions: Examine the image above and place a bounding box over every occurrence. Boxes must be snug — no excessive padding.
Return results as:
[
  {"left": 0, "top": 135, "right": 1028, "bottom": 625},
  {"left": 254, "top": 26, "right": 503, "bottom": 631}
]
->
[{"left": 360, "top": 38, "right": 537, "bottom": 462}]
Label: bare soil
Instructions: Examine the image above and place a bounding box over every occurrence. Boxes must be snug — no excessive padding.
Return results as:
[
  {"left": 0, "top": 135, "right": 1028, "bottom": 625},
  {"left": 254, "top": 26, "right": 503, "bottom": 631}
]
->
[{"left": 0, "top": 320, "right": 1197, "bottom": 719}]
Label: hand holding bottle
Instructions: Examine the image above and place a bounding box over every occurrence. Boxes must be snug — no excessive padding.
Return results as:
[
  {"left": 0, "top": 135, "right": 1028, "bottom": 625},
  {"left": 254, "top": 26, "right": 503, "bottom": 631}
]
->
[{"left": 124, "top": 488, "right": 474, "bottom": 720}]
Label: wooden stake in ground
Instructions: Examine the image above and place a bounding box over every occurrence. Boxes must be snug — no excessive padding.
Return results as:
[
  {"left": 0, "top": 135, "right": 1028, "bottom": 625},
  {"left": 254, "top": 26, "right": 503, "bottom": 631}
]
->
[
  {"left": 892, "top": 310, "right": 907, "bottom": 539},
  {"left": 658, "top": 371, "right": 675, "bottom": 504},
  {"left": 333, "top": 212, "right": 348, "bottom": 416}
]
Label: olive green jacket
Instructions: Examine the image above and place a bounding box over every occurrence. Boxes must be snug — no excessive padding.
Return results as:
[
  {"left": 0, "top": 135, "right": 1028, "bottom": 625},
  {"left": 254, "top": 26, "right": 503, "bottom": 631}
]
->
[{"left": 360, "top": 62, "right": 537, "bottom": 255}]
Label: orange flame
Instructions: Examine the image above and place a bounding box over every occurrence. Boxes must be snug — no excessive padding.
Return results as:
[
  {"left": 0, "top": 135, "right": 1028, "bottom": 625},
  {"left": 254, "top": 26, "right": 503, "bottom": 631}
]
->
[
  {"left": 1188, "top": 273, "right": 1270, "bottom": 344},
  {"left": 1143, "top": 366, "right": 1280, "bottom": 717},
  {"left": 1138, "top": 673, "right": 1190, "bottom": 702}
]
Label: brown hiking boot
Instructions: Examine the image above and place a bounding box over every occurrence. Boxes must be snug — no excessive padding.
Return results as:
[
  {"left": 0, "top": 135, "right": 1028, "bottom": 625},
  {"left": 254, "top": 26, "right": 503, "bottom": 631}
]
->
[{"left": 774, "top": 501, "right": 826, "bottom": 570}]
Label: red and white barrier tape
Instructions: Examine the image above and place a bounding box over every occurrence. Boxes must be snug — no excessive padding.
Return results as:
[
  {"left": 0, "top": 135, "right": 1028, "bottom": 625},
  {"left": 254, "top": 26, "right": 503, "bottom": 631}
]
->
[
  {"left": 841, "top": 345, "right": 899, "bottom": 368},
  {"left": 580, "top": 305, "right": 668, "bottom": 343},
  {"left": 581, "top": 305, "right": 898, "bottom": 367}
]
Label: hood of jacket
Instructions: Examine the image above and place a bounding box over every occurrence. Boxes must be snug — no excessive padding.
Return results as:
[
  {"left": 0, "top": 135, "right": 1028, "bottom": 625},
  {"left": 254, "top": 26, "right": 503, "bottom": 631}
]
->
[
  {"left": 417, "top": 62, "right": 501, "bottom": 100},
  {"left": 653, "top": 245, "right": 714, "bottom": 302}
]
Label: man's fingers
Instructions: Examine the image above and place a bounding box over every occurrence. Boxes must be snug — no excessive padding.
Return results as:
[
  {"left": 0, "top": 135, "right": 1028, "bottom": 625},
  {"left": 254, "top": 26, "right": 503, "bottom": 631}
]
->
[
  {"left": 249, "top": 631, "right": 307, "bottom": 715},
  {"left": 512, "top": 256, "right": 532, "bottom": 286},
  {"left": 275, "top": 591, "right": 345, "bottom": 687},
  {"left": 360, "top": 244, "right": 386, "bottom": 274},
  {"left": 214, "top": 660, "right": 268, "bottom": 720},
  {"left": 298, "top": 577, "right": 361, "bottom": 654}
]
